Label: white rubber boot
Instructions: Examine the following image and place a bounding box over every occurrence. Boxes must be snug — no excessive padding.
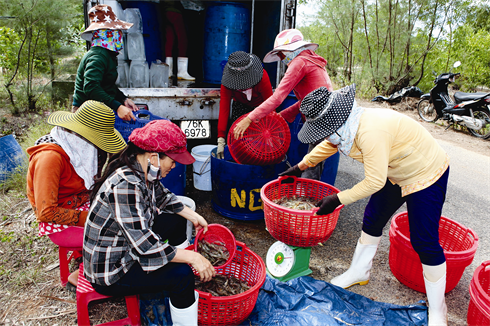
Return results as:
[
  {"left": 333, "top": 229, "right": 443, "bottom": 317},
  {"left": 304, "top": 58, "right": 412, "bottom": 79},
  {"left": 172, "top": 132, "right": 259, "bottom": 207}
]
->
[
  {"left": 330, "top": 232, "right": 381, "bottom": 289},
  {"left": 165, "top": 57, "right": 173, "bottom": 78},
  {"left": 170, "top": 290, "right": 199, "bottom": 326},
  {"left": 423, "top": 263, "right": 448, "bottom": 326},
  {"left": 177, "top": 57, "right": 195, "bottom": 81}
]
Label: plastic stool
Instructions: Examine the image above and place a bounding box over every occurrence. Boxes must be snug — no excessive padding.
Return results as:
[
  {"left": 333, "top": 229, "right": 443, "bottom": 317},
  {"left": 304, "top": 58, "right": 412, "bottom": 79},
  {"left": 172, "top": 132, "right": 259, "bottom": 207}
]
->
[
  {"left": 77, "top": 263, "right": 141, "bottom": 326},
  {"left": 47, "top": 226, "right": 84, "bottom": 286}
]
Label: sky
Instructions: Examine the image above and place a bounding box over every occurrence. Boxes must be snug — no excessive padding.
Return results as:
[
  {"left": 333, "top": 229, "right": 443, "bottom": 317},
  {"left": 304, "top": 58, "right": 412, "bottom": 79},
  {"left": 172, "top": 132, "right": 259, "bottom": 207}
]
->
[{"left": 296, "top": 1, "right": 319, "bottom": 27}]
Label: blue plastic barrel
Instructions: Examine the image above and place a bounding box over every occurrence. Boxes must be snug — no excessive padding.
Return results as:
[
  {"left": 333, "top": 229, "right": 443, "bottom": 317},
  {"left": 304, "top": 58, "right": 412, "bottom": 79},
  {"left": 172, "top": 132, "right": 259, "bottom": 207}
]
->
[
  {"left": 211, "top": 146, "right": 287, "bottom": 220},
  {"left": 123, "top": 1, "right": 162, "bottom": 64},
  {"left": 0, "top": 135, "right": 27, "bottom": 183},
  {"left": 278, "top": 92, "right": 340, "bottom": 186},
  {"left": 160, "top": 162, "right": 186, "bottom": 196},
  {"left": 278, "top": 92, "right": 309, "bottom": 166},
  {"left": 202, "top": 2, "right": 250, "bottom": 84}
]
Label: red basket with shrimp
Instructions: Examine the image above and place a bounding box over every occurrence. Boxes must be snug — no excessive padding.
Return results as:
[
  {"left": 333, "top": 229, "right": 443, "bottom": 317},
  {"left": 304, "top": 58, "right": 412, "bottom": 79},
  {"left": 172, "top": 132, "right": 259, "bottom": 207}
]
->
[
  {"left": 389, "top": 212, "right": 478, "bottom": 293},
  {"left": 227, "top": 112, "right": 291, "bottom": 166},
  {"left": 260, "top": 176, "right": 344, "bottom": 247},
  {"left": 194, "top": 224, "right": 236, "bottom": 269},
  {"left": 187, "top": 241, "right": 266, "bottom": 326}
]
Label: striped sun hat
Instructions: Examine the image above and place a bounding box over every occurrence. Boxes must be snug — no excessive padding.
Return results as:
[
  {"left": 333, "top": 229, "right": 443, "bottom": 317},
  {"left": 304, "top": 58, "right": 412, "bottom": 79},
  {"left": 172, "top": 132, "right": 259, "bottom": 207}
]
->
[{"left": 46, "top": 100, "right": 126, "bottom": 153}]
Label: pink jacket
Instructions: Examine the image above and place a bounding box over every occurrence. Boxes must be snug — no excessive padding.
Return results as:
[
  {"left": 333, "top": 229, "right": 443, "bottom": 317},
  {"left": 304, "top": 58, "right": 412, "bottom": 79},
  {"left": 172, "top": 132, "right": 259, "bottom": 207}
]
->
[{"left": 247, "top": 50, "right": 334, "bottom": 123}]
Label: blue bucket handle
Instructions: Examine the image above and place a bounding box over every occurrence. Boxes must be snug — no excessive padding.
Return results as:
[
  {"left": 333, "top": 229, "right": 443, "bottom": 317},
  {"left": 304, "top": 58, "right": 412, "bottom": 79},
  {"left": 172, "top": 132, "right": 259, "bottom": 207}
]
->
[{"left": 194, "top": 156, "right": 211, "bottom": 176}]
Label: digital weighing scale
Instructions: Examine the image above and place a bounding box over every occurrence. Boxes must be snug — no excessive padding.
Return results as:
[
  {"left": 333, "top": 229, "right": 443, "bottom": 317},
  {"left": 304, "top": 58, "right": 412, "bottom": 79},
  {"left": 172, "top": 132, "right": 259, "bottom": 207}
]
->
[{"left": 266, "top": 241, "right": 312, "bottom": 282}]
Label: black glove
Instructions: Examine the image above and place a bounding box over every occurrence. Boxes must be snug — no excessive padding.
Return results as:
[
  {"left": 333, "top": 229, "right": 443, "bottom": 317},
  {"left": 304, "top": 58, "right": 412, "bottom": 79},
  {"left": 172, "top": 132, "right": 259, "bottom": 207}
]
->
[
  {"left": 315, "top": 194, "right": 341, "bottom": 215},
  {"left": 278, "top": 165, "right": 303, "bottom": 177}
]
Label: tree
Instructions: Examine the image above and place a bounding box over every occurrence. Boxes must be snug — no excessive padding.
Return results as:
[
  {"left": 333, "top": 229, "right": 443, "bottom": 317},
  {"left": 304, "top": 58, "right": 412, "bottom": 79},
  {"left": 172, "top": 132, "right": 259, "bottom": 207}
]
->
[
  {"left": 299, "top": 0, "right": 478, "bottom": 97},
  {"left": 0, "top": 0, "right": 83, "bottom": 112}
]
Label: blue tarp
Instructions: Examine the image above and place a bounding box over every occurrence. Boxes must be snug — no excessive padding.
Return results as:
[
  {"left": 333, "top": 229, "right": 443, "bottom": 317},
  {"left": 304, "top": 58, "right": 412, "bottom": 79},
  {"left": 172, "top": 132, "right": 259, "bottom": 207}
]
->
[
  {"left": 140, "top": 275, "right": 428, "bottom": 326},
  {"left": 240, "top": 275, "right": 428, "bottom": 326}
]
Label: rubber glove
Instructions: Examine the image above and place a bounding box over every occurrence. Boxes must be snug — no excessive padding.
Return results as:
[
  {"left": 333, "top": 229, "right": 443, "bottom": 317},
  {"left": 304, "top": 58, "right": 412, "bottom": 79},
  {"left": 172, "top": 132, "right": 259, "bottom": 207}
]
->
[
  {"left": 316, "top": 193, "right": 341, "bottom": 215},
  {"left": 278, "top": 164, "right": 303, "bottom": 177},
  {"left": 217, "top": 137, "right": 226, "bottom": 159}
]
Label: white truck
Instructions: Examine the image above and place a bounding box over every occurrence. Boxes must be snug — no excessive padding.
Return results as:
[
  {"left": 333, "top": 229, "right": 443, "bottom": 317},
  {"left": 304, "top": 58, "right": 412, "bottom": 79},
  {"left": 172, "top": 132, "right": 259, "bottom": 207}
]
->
[{"left": 83, "top": 0, "right": 298, "bottom": 144}]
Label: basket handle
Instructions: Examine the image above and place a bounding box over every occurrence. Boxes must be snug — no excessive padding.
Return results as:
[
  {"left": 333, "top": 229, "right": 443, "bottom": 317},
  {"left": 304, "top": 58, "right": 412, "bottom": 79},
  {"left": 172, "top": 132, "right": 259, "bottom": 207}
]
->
[
  {"left": 310, "top": 204, "right": 344, "bottom": 216},
  {"left": 278, "top": 175, "right": 298, "bottom": 185},
  {"left": 235, "top": 241, "right": 247, "bottom": 250},
  {"left": 135, "top": 109, "right": 152, "bottom": 117},
  {"left": 467, "top": 227, "right": 479, "bottom": 243},
  {"left": 135, "top": 109, "right": 168, "bottom": 121}
]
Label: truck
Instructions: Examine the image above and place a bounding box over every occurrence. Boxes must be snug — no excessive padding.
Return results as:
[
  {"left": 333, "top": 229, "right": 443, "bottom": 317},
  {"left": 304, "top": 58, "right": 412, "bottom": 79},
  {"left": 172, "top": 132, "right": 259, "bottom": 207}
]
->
[{"left": 83, "top": 0, "right": 298, "bottom": 146}]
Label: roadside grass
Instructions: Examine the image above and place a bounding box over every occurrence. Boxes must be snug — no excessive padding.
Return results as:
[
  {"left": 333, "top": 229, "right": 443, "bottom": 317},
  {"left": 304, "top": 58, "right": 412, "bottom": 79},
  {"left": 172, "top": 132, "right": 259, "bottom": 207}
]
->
[
  {"left": 0, "top": 119, "right": 52, "bottom": 194},
  {"left": 0, "top": 118, "right": 129, "bottom": 324},
  {"left": 0, "top": 118, "right": 64, "bottom": 324}
]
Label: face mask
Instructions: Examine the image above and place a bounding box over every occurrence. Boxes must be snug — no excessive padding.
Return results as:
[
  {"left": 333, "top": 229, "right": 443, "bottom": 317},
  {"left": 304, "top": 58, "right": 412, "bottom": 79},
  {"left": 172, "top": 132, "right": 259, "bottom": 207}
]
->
[{"left": 147, "top": 156, "right": 161, "bottom": 182}]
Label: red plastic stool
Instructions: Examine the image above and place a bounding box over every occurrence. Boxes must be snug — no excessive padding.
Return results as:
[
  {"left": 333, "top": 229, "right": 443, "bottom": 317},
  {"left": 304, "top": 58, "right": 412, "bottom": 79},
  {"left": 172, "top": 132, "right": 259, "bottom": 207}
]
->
[
  {"left": 76, "top": 263, "right": 141, "bottom": 326},
  {"left": 48, "top": 226, "right": 84, "bottom": 286}
]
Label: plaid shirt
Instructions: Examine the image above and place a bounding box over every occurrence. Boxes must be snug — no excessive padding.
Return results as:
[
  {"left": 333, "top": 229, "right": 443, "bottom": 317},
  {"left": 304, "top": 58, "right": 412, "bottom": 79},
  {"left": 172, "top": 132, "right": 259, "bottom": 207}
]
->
[{"left": 83, "top": 160, "right": 184, "bottom": 286}]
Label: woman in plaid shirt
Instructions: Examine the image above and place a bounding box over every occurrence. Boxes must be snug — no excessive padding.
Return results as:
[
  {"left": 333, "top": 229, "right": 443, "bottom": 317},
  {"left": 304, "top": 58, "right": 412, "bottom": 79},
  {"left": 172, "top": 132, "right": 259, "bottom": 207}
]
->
[{"left": 83, "top": 120, "right": 215, "bottom": 326}]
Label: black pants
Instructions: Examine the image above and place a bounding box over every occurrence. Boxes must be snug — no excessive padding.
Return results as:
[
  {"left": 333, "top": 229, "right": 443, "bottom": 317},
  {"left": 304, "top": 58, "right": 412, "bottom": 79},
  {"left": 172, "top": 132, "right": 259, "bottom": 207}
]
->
[{"left": 91, "top": 213, "right": 194, "bottom": 308}]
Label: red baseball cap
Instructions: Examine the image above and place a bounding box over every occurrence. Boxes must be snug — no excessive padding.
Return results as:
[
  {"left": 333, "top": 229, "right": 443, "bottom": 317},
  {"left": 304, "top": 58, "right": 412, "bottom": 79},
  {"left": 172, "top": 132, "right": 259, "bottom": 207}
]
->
[{"left": 129, "top": 120, "right": 195, "bottom": 165}]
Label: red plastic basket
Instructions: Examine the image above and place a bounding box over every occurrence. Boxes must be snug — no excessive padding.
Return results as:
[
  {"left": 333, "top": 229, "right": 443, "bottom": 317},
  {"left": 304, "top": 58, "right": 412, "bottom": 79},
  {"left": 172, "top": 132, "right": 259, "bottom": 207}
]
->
[
  {"left": 467, "top": 260, "right": 490, "bottom": 326},
  {"left": 187, "top": 241, "right": 266, "bottom": 326},
  {"left": 389, "top": 212, "right": 478, "bottom": 293},
  {"left": 227, "top": 112, "right": 291, "bottom": 165},
  {"left": 260, "top": 176, "right": 344, "bottom": 247},
  {"left": 194, "top": 224, "right": 236, "bottom": 269}
]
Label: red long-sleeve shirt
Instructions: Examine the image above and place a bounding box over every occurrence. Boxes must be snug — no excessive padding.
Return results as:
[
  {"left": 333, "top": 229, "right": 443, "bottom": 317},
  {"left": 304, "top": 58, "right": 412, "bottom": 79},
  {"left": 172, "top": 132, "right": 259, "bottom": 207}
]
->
[
  {"left": 248, "top": 50, "right": 334, "bottom": 124},
  {"left": 217, "top": 69, "right": 273, "bottom": 138}
]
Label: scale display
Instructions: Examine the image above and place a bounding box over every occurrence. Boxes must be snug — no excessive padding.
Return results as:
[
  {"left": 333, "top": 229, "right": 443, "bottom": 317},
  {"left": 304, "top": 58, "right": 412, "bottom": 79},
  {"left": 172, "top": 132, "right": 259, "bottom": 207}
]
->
[
  {"left": 266, "top": 241, "right": 312, "bottom": 282},
  {"left": 266, "top": 241, "right": 296, "bottom": 277}
]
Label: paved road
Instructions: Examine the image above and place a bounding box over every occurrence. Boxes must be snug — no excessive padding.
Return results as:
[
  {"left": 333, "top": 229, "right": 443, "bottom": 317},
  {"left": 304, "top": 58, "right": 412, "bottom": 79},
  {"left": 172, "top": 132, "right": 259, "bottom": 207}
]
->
[{"left": 332, "top": 138, "right": 490, "bottom": 325}]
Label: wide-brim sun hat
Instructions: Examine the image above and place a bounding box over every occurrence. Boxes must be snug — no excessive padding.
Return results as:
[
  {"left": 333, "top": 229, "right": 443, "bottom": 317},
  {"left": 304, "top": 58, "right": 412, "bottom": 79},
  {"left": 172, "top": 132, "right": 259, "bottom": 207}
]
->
[
  {"left": 221, "top": 51, "right": 263, "bottom": 90},
  {"left": 81, "top": 4, "right": 133, "bottom": 41},
  {"left": 47, "top": 100, "right": 127, "bottom": 154},
  {"left": 298, "top": 84, "right": 356, "bottom": 144},
  {"left": 129, "top": 120, "right": 195, "bottom": 165},
  {"left": 263, "top": 29, "right": 319, "bottom": 63}
]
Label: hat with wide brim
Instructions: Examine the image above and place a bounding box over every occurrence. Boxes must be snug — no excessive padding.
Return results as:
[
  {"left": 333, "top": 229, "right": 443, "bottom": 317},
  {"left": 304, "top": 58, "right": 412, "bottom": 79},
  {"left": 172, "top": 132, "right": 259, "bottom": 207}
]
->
[
  {"left": 221, "top": 51, "right": 263, "bottom": 90},
  {"left": 263, "top": 29, "right": 319, "bottom": 63},
  {"left": 298, "top": 84, "right": 356, "bottom": 144},
  {"left": 129, "top": 120, "right": 195, "bottom": 165},
  {"left": 47, "top": 100, "right": 127, "bottom": 154},
  {"left": 81, "top": 5, "right": 133, "bottom": 41}
]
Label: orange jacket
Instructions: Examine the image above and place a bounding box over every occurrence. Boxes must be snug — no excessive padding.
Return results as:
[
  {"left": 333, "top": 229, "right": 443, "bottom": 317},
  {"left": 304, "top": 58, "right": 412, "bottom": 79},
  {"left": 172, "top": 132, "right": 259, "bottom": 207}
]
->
[{"left": 26, "top": 143, "right": 90, "bottom": 226}]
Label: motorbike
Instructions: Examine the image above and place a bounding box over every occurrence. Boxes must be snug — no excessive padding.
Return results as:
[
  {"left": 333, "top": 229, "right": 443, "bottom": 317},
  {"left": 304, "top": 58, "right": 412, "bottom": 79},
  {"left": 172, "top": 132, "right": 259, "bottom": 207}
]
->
[{"left": 417, "top": 61, "right": 490, "bottom": 139}]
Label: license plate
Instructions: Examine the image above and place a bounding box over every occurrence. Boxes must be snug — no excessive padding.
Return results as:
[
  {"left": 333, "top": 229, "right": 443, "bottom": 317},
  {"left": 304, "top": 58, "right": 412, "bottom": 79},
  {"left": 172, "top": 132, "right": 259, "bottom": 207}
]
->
[{"left": 180, "top": 120, "right": 211, "bottom": 139}]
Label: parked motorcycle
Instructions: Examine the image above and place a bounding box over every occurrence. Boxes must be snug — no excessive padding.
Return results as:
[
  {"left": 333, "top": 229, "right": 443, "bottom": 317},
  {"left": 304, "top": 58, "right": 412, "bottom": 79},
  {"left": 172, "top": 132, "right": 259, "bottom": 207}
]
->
[{"left": 417, "top": 61, "right": 490, "bottom": 139}]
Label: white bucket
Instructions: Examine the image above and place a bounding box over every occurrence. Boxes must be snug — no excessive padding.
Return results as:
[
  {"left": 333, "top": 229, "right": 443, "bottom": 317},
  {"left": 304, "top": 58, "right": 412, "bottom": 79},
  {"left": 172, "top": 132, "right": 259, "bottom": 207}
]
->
[
  {"left": 191, "top": 145, "right": 217, "bottom": 191},
  {"left": 176, "top": 195, "right": 196, "bottom": 242}
]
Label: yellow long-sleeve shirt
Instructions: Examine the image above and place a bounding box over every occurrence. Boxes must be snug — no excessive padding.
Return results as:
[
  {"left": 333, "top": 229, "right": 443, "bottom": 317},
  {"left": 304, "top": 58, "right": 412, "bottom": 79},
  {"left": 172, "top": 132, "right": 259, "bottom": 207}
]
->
[{"left": 302, "top": 108, "right": 448, "bottom": 205}]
